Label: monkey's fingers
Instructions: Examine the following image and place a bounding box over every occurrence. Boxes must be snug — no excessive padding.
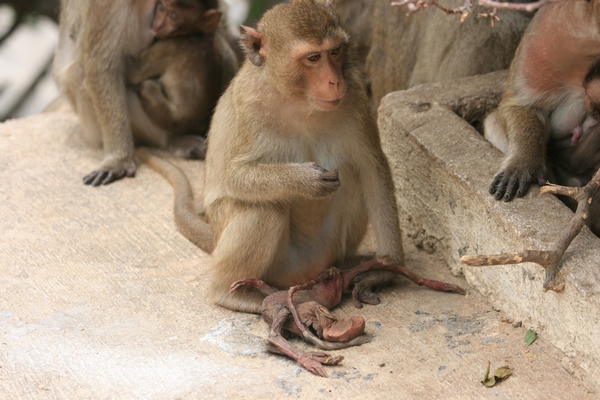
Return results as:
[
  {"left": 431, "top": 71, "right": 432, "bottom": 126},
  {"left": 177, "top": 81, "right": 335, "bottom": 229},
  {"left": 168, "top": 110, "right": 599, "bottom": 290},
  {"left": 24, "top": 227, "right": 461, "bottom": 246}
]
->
[{"left": 229, "top": 278, "right": 279, "bottom": 295}]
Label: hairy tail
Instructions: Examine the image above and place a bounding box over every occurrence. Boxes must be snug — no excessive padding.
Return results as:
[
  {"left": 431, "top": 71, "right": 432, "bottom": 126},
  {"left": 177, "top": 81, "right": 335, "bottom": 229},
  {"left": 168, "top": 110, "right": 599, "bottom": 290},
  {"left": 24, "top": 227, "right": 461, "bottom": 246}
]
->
[{"left": 136, "top": 148, "right": 215, "bottom": 253}]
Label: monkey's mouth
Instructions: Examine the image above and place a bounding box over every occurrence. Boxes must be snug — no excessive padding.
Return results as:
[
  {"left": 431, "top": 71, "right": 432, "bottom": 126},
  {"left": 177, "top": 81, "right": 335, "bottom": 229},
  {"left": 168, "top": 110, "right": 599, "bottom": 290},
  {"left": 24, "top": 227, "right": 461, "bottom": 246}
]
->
[{"left": 315, "top": 98, "right": 342, "bottom": 110}]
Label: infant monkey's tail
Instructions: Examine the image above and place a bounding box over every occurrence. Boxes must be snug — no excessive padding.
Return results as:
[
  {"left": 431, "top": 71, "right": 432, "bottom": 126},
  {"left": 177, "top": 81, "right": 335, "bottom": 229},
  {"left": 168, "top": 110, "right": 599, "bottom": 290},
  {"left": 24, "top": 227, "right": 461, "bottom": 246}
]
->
[{"left": 136, "top": 148, "right": 214, "bottom": 253}]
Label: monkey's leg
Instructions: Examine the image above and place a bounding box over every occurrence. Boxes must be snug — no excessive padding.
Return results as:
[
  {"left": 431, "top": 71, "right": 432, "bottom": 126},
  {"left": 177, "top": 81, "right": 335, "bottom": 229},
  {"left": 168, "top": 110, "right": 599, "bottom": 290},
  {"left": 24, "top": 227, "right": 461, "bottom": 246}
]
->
[
  {"left": 266, "top": 308, "right": 342, "bottom": 378},
  {"left": 342, "top": 258, "right": 466, "bottom": 308},
  {"left": 138, "top": 80, "right": 207, "bottom": 160},
  {"left": 209, "top": 207, "right": 290, "bottom": 314}
]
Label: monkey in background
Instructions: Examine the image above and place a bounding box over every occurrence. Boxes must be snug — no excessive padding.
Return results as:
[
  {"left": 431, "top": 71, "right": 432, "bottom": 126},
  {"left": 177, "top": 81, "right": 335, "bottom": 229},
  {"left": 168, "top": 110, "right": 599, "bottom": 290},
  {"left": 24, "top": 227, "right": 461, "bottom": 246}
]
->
[
  {"left": 139, "top": 0, "right": 405, "bottom": 314},
  {"left": 126, "top": 0, "right": 239, "bottom": 160},
  {"left": 53, "top": 0, "right": 236, "bottom": 186},
  {"left": 485, "top": 1, "right": 600, "bottom": 202},
  {"left": 366, "top": 0, "right": 534, "bottom": 108}
]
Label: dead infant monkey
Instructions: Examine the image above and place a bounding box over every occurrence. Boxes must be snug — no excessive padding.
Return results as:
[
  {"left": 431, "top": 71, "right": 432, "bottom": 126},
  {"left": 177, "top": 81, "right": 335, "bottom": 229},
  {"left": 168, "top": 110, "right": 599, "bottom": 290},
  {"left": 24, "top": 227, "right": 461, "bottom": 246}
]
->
[
  {"left": 231, "top": 259, "right": 466, "bottom": 377},
  {"left": 139, "top": 0, "right": 405, "bottom": 313},
  {"left": 127, "top": 0, "right": 239, "bottom": 160}
]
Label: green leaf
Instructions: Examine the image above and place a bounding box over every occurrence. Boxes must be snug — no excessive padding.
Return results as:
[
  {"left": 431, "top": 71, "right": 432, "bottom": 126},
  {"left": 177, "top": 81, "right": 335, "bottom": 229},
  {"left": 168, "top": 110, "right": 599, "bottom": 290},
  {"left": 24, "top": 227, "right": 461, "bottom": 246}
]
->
[{"left": 525, "top": 329, "right": 537, "bottom": 346}]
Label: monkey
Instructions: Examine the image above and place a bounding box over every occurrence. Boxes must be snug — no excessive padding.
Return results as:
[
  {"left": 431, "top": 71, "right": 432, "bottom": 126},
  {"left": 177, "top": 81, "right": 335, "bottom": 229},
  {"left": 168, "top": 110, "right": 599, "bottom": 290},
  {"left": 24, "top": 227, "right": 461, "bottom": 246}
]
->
[
  {"left": 137, "top": 0, "right": 406, "bottom": 314},
  {"left": 485, "top": 2, "right": 600, "bottom": 202},
  {"left": 366, "top": 0, "right": 534, "bottom": 108},
  {"left": 52, "top": 0, "right": 234, "bottom": 186},
  {"left": 230, "top": 260, "right": 465, "bottom": 377},
  {"left": 126, "top": 0, "right": 239, "bottom": 160}
]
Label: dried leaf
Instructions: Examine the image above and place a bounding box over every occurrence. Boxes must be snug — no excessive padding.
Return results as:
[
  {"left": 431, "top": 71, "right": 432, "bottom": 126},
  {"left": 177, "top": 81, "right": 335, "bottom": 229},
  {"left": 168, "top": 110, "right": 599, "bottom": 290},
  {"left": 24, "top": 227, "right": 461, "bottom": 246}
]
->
[
  {"left": 494, "top": 366, "right": 512, "bottom": 380},
  {"left": 481, "top": 361, "right": 496, "bottom": 387},
  {"left": 481, "top": 362, "right": 512, "bottom": 387},
  {"left": 525, "top": 329, "right": 537, "bottom": 346}
]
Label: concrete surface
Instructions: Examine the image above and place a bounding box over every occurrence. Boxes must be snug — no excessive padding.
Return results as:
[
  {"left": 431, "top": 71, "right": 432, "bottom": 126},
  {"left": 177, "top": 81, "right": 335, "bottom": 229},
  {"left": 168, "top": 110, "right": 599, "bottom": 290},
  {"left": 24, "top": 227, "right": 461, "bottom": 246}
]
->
[
  {"left": 379, "top": 70, "right": 600, "bottom": 390},
  {"left": 0, "top": 111, "right": 596, "bottom": 398}
]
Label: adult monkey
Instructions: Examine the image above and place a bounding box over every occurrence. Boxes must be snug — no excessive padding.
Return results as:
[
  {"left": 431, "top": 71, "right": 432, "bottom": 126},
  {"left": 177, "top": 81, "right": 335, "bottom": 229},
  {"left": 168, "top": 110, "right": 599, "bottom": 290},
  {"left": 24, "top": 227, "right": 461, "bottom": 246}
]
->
[
  {"left": 485, "top": 1, "right": 600, "bottom": 201},
  {"left": 139, "top": 0, "right": 405, "bottom": 313},
  {"left": 367, "top": 0, "right": 534, "bottom": 108},
  {"left": 53, "top": 0, "right": 225, "bottom": 186}
]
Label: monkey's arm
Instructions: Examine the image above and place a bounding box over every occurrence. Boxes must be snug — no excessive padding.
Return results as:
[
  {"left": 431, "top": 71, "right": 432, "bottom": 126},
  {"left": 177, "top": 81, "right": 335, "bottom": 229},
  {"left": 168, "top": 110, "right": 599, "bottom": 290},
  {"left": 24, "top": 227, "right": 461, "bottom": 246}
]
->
[
  {"left": 489, "top": 101, "right": 548, "bottom": 201},
  {"left": 226, "top": 161, "right": 340, "bottom": 201},
  {"left": 126, "top": 43, "right": 171, "bottom": 84}
]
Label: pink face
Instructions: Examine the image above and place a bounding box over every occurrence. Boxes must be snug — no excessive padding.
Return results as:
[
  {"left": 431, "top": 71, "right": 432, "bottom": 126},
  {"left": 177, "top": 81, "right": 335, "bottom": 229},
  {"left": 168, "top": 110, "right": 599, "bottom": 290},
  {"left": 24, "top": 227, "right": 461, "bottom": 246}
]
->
[{"left": 295, "top": 39, "right": 347, "bottom": 111}]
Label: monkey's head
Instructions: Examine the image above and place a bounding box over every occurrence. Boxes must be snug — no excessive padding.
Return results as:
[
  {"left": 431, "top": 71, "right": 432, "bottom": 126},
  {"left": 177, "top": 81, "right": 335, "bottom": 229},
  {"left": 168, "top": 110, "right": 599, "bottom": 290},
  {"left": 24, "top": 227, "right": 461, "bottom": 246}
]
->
[
  {"left": 240, "top": 0, "right": 351, "bottom": 111},
  {"left": 153, "top": 0, "right": 222, "bottom": 40}
]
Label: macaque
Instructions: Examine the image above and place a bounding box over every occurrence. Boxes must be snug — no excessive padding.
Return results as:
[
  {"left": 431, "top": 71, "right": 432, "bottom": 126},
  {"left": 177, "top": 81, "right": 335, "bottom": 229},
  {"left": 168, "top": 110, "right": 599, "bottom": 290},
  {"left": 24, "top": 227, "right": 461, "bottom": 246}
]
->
[
  {"left": 138, "top": 0, "right": 406, "bottom": 314},
  {"left": 126, "top": 0, "right": 239, "bottom": 160},
  {"left": 230, "top": 259, "right": 465, "bottom": 377},
  {"left": 52, "top": 0, "right": 234, "bottom": 186},
  {"left": 485, "top": 2, "right": 600, "bottom": 201},
  {"left": 367, "top": 0, "right": 534, "bottom": 108}
]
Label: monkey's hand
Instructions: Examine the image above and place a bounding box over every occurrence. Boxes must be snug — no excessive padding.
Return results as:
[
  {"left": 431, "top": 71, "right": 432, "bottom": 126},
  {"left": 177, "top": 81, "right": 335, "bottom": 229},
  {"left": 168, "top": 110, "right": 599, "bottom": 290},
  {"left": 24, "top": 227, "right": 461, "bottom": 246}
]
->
[
  {"left": 350, "top": 270, "right": 396, "bottom": 309},
  {"left": 83, "top": 157, "right": 136, "bottom": 186},
  {"left": 305, "top": 163, "right": 340, "bottom": 197},
  {"left": 489, "top": 163, "right": 545, "bottom": 202}
]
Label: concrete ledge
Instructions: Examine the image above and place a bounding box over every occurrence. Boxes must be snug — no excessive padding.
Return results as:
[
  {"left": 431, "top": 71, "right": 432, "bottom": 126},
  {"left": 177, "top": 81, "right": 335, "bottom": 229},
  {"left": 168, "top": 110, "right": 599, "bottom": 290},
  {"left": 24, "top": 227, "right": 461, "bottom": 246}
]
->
[{"left": 379, "top": 70, "right": 600, "bottom": 381}]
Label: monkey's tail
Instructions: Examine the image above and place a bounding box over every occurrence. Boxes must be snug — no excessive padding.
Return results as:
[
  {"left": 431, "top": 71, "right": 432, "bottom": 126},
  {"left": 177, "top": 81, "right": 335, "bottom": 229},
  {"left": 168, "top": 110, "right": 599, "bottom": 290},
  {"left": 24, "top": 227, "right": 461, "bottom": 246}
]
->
[{"left": 136, "top": 148, "right": 215, "bottom": 254}]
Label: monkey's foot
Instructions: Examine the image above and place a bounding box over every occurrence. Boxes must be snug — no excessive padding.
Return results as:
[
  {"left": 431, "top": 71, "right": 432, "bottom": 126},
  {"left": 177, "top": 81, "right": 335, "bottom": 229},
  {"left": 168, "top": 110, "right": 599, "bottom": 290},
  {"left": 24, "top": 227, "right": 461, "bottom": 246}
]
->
[
  {"left": 83, "top": 159, "right": 136, "bottom": 186},
  {"left": 489, "top": 166, "right": 545, "bottom": 201},
  {"left": 168, "top": 135, "right": 206, "bottom": 160},
  {"left": 322, "top": 316, "right": 365, "bottom": 342}
]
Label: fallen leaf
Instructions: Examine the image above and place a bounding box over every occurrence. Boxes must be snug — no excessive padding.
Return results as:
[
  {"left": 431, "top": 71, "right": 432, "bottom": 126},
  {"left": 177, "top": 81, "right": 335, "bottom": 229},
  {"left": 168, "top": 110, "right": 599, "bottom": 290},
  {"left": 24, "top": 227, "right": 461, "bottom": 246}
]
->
[
  {"left": 481, "top": 362, "right": 512, "bottom": 387},
  {"left": 525, "top": 329, "right": 537, "bottom": 346},
  {"left": 494, "top": 366, "right": 512, "bottom": 380}
]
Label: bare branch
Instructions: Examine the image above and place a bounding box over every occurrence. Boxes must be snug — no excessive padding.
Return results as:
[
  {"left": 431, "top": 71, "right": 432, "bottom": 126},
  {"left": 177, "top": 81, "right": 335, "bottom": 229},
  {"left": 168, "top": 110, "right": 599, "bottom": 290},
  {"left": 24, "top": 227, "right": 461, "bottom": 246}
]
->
[
  {"left": 392, "top": 0, "right": 564, "bottom": 19},
  {"left": 461, "top": 167, "right": 600, "bottom": 292}
]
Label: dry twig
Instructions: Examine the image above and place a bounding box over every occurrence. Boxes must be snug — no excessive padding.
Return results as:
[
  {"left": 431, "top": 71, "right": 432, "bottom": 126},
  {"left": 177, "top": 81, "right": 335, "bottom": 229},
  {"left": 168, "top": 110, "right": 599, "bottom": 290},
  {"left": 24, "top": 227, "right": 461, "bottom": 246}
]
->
[
  {"left": 461, "top": 167, "right": 600, "bottom": 292},
  {"left": 391, "top": 0, "right": 563, "bottom": 22}
]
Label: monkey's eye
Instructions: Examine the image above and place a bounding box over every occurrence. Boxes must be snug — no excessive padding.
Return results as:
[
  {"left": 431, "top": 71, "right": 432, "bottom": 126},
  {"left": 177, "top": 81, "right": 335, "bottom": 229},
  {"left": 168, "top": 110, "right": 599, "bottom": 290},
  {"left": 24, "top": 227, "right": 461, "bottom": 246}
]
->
[
  {"left": 169, "top": 12, "right": 178, "bottom": 21},
  {"left": 307, "top": 53, "right": 321, "bottom": 62},
  {"left": 157, "top": 2, "right": 165, "bottom": 12},
  {"left": 330, "top": 46, "right": 342, "bottom": 56}
]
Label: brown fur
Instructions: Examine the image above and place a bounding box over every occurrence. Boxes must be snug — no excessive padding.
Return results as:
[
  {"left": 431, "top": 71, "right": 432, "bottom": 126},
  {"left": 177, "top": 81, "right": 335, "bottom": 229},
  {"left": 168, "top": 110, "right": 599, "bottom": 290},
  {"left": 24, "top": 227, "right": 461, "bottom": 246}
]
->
[
  {"left": 126, "top": 16, "right": 239, "bottom": 159},
  {"left": 53, "top": 0, "right": 237, "bottom": 185},
  {"left": 141, "top": 0, "right": 404, "bottom": 313}
]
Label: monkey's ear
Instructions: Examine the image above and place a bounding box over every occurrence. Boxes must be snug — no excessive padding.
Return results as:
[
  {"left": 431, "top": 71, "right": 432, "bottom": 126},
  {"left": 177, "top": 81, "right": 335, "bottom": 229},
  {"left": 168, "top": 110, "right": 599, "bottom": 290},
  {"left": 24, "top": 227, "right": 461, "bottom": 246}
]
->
[
  {"left": 240, "top": 25, "right": 266, "bottom": 67},
  {"left": 202, "top": 10, "right": 222, "bottom": 34}
]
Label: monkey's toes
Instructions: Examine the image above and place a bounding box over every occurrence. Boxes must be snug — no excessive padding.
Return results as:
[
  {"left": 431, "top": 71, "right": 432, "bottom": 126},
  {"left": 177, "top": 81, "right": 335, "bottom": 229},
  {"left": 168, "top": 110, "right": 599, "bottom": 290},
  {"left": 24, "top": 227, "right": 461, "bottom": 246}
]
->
[{"left": 323, "top": 316, "right": 365, "bottom": 342}]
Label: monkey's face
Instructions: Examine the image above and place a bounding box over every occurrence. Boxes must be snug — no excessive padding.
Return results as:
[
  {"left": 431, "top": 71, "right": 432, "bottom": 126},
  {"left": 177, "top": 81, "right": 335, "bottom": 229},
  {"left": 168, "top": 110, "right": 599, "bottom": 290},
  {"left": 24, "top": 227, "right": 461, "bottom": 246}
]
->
[
  {"left": 291, "top": 39, "right": 347, "bottom": 111},
  {"left": 153, "top": 0, "right": 220, "bottom": 39}
]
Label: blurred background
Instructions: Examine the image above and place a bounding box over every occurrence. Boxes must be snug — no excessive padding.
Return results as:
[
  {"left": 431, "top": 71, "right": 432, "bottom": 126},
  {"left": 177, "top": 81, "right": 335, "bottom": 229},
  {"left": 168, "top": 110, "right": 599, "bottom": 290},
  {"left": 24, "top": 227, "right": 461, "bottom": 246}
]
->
[{"left": 0, "top": 0, "right": 279, "bottom": 122}]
